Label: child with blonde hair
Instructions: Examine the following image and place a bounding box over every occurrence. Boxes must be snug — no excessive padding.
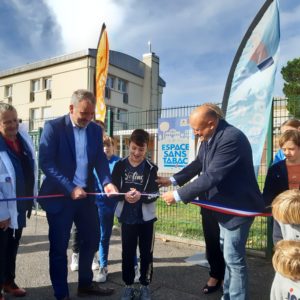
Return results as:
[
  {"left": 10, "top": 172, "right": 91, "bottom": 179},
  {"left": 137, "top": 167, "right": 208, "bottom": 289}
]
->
[
  {"left": 272, "top": 189, "right": 300, "bottom": 242},
  {"left": 94, "top": 135, "right": 120, "bottom": 282},
  {"left": 270, "top": 240, "right": 300, "bottom": 300}
]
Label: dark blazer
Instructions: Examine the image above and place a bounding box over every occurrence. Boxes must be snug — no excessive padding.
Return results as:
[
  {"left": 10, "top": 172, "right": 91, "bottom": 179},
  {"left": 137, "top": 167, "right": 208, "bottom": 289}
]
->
[
  {"left": 263, "top": 159, "right": 290, "bottom": 243},
  {"left": 174, "top": 119, "right": 264, "bottom": 228},
  {"left": 38, "top": 114, "right": 111, "bottom": 213},
  {"left": 263, "top": 159, "right": 289, "bottom": 209}
]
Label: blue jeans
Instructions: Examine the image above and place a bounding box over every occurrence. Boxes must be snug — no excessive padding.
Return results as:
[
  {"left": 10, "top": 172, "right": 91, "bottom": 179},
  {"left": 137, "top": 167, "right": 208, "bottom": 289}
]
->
[
  {"left": 219, "top": 219, "right": 253, "bottom": 300},
  {"left": 97, "top": 205, "right": 115, "bottom": 268},
  {"left": 97, "top": 205, "right": 138, "bottom": 268}
]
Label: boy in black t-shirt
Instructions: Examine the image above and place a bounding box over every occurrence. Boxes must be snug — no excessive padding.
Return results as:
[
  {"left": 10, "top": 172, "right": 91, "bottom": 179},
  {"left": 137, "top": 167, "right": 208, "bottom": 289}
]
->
[{"left": 112, "top": 129, "right": 159, "bottom": 300}]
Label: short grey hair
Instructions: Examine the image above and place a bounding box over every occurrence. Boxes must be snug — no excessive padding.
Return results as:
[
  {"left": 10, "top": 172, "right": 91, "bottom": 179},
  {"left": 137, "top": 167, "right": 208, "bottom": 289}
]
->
[
  {"left": 0, "top": 103, "right": 17, "bottom": 118},
  {"left": 201, "top": 103, "right": 224, "bottom": 120},
  {"left": 71, "top": 89, "right": 96, "bottom": 106}
]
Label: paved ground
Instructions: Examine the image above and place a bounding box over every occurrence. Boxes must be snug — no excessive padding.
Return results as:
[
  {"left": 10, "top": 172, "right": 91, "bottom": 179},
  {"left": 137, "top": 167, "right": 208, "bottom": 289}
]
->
[{"left": 10, "top": 216, "right": 274, "bottom": 300}]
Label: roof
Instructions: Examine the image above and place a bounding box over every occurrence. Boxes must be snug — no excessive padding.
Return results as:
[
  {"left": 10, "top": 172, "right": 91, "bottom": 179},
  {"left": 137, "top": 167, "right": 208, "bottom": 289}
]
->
[{"left": 0, "top": 49, "right": 166, "bottom": 87}]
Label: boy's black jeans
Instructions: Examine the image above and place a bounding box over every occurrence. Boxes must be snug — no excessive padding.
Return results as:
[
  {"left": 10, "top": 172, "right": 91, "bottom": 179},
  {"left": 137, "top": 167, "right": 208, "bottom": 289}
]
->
[{"left": 121, "top": 222, "right": 154, "bottom": 286}]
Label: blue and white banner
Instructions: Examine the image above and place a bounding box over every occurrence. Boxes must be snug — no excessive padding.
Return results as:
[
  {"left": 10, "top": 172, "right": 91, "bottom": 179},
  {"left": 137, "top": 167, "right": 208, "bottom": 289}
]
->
[
  {"left": 158, "top": 117, "right": 195, "bottom": 172},
  {"left": 222, "top": 0, "right": 280, "bottom": 175}
]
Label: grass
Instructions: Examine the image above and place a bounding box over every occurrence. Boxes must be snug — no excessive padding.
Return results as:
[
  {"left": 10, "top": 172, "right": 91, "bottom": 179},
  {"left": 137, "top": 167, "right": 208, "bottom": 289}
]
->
[
  {"left": 155, "top": 199, "right": 203, "bottom": 239},
  {"left": 257, "top": 174, "right": 266, "bottom": 191},
  {"left": 155, "top": 198, "right": 268, "bottom": 251}
]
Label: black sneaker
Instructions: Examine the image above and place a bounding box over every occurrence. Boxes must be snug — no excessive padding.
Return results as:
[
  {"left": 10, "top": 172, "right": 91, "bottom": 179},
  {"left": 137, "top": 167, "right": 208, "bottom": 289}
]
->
[{"left": 77, "top": 282, "right": 114, "bottom": 297}]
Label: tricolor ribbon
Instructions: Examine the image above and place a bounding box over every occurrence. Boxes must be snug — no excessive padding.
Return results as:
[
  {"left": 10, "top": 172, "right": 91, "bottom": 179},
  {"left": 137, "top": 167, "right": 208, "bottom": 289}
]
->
[
  {"left": 0, "top": 193, "right": 270, "bottom": 217},
  {"left": 0, "top": 192, "right": 160, "bottom": 202},
  {"left": 191, "top": 199, "right": 271, "bottom": 217}
]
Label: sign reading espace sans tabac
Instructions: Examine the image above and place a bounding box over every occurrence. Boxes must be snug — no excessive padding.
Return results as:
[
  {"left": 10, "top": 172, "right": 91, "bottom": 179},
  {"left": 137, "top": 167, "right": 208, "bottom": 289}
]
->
[{"left": 158, "top": 117, "right": 195, "bottom": 173}]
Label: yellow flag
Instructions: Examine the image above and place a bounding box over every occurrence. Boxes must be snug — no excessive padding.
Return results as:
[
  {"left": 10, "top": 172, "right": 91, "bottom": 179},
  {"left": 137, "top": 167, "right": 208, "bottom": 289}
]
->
[{"left": 95, "top": 23, "right": 109, "bottom": 122}]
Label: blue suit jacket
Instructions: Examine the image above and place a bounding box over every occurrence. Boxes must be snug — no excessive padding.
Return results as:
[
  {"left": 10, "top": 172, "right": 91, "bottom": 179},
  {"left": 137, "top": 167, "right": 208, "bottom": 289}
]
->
[
  {"left": 174, "top": 119, "right": 264, "bottom": 228},
  {"left": 38, "top": 114, "right": 111, "bottom": 213}
]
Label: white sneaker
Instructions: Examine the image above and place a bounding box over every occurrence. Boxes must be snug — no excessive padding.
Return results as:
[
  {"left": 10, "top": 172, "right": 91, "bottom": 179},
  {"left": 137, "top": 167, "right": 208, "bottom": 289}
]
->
[
  {"left": 94, "top": 267, "right": 108, "bottom": 283},
  {"left": 70, "top": 253, "right": 79, "bottom": 272},
  {"left": 134, "top": 265, "right": 140, "bottom": 283},
  {"left": 92, "top": 254, "right": 100, "bottom": 271}
]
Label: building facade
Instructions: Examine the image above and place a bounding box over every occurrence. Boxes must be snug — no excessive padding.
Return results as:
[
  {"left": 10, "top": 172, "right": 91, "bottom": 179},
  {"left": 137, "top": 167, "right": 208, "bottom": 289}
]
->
[{"left": 0, "top": 49, "right": 166, "bottom": 132}]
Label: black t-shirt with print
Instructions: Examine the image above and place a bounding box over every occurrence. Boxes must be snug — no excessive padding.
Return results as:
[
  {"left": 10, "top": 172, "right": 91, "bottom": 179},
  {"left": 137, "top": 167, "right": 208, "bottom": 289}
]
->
[{"left": 119, "top": 158, "right": 146, "bottom": 224}]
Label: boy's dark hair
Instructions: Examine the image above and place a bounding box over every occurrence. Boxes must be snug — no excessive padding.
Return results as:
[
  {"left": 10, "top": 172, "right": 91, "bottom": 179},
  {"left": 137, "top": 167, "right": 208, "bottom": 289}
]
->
[{"left": 129, "top": 129, "right": 149, "bottom": 147}]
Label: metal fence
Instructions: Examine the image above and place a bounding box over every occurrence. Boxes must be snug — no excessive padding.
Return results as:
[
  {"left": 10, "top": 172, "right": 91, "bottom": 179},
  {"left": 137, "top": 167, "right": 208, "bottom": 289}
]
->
[
  {"left": 28, "top": 97, "right": 298, "bottom": 256},
  {"left": 108, "top": 104, "right": 269, "bottom": 253}
]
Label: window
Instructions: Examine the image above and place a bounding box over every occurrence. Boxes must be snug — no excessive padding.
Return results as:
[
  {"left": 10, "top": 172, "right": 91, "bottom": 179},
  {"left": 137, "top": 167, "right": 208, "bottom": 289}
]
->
[
  {"left": 123, "top": 93, "right": 128, "bottom": 104},
  {"left": 4, "top": 85, "right": 12, "bottom": 97},
  {"left": 30, "top": 92, "right": 35, "bottom": 102},
  {"left": 116, "top": 108, "right": 127, "bottom": 122},
  {"left": 44, "top": 78, "right": 52, "bottom": 90},
  {"left": 32, "top": 79, "right": 40, "bottom": 92},
  {"left": 106, "top": 76, "right": 114, "bottom": 89},
  {"left": 105, "top": 87, "right": 111, "bottom": 99},
  {"left": 46, "top": 89, "right": 52, "bottom": 100},
  {"left": 42, "top": 107, "right": 51, "bottom": 120},
  {"left": 30, "top": 108, "right": 40, "bottom": 120},
  {"left": 29, "top": 108, "right": 41, "bottom": 130},
  {"left": 117, "top": 78, "right": 127, "bottom": 93}
]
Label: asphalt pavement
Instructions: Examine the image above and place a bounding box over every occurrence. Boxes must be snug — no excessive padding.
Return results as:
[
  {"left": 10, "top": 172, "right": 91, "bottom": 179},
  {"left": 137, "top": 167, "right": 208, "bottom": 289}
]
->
[{"left": 11, "top": 215, "right": 274, "bottom": 300}]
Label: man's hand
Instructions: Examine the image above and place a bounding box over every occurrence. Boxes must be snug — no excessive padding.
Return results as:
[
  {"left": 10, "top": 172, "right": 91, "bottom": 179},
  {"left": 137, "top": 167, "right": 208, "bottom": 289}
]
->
[
  {"left": 156, "top": 176, "right": 172, "bottom": 188},
  {"left": 125, "top": 188, "right": 141, "bottom": 204},
  {"left": 104, "top": 183, "right": 119, "bottom": 197},
  {"left": 0, "top": 218, "right": 10, "bottom": 231},
  {"left": 162, "top": 191, "right": 176, "bottom": 206},
  {"left": 71, "top": 186, "right": 87, "bottom": 200}
]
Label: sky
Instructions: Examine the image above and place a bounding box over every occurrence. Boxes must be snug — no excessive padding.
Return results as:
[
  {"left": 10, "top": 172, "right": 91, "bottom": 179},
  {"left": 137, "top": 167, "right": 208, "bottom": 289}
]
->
[{"left": 0, "top": 0, "right": 299, "bottom": 108}]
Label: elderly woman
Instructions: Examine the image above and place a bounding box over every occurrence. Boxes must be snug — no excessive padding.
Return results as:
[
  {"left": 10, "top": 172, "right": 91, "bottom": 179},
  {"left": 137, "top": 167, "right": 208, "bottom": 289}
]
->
[{"left": 0, "top": 103, "right": 37, "bottom": 300}]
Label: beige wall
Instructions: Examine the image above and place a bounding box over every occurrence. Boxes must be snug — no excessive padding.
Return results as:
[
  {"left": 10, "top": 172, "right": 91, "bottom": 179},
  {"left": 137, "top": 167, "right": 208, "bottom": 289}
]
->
[
  {"left": 0, "top": 50, "right": 164, "bottom": 132},
  {"left": 106, "top": 65, "right": 144, "bottom": 112},
  {"left": 0, "top": 57, "right": 92, "bottom": 128}
]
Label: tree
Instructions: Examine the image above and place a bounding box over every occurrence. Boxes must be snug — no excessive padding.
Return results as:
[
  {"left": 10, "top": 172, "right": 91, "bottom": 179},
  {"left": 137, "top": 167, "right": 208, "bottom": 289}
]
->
[{"left": 281, "top": 57, "right": 300, "bottom": 118}]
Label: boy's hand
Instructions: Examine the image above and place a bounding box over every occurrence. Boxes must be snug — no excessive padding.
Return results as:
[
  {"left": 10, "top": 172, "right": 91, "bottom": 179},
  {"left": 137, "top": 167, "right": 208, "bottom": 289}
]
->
[{"left": 125, "top": 188, "right": 141, "bottom": 203}]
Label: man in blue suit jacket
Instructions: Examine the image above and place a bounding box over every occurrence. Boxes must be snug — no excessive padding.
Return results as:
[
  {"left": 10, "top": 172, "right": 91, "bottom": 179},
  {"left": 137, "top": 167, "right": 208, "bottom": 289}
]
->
[
  {"left": 159, "top": 104, "right": 264, "bottom": 300},
  {"left": 39, "top": 89, "right": 118, "bottom": 300}
]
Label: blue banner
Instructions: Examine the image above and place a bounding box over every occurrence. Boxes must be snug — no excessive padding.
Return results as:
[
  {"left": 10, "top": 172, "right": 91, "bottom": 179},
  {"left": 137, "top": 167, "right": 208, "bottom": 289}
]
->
[
  {"left": 158, "top": 117, "right": 194, "bottom": 172},
  {"left": 222, "top": 0, "right": 280, "bottom": 175}
]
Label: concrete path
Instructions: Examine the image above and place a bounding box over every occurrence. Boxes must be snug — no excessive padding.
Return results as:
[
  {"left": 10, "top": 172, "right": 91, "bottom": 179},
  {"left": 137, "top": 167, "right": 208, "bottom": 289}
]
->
[{"left": 11, "top": 216, "right": 273, "bottom": 300}]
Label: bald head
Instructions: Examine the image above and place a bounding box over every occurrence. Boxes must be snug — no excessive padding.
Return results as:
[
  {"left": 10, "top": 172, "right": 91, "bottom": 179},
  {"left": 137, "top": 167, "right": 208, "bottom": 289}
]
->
[
  {"left": 189, "top": 103, "right": 223, "bottom": 141},
  {"left": 191, "top": 103, "right": 224, "bottom": 120}
]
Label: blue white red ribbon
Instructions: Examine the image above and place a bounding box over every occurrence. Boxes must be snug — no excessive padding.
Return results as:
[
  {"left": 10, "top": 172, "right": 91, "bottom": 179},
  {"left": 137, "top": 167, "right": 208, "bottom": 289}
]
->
[
  {"left": 0, "top": 192, "right": 160, "bottom": 202},
  {"left": 0, "top": 192, "right": 270, "bottom": 217},
  {"left": 191, "top": 199, "right": 271, "bottom": 217}
]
